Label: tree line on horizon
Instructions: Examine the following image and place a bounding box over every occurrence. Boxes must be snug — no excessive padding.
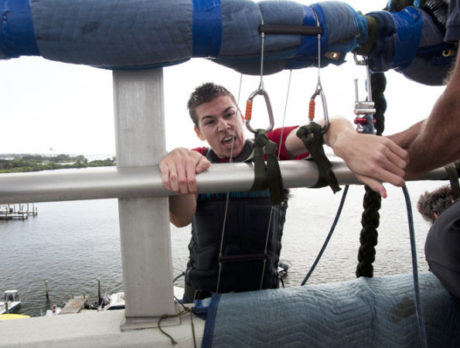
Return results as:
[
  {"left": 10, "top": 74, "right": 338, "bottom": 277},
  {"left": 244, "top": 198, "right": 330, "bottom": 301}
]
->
[{"left": 0, "top": 154, "right": 116, "bottom": 173}]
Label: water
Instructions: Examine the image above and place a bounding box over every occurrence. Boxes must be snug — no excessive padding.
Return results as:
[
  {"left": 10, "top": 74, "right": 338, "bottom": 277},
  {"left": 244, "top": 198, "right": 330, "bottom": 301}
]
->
[{"left": 0, "top": 180, "right": 441, "bottom": 317}]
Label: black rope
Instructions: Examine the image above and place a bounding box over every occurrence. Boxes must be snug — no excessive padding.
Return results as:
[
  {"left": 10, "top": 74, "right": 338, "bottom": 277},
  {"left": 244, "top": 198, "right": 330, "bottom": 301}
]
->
[
  {"left": 355, "top": 72, "right": 386, "bottom": 278},
  {"left": 356, "top": 187, "right": 381, "bottom": 277},
  {"left": 402, "top": 185, "right": 428, "bottom": 348},
  {"left": 371, "top": 72, "right": 387, "bottom": 136},
  {"left": 301, "top": 185, "right": 349, "bottom": 285}
]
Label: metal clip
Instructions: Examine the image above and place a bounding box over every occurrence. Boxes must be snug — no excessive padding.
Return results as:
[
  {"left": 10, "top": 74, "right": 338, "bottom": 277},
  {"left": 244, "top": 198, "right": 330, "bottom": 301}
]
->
[
  {"left": 244, "top": 17, "right": 274, "bottom": 134},
  {"left": 245, "top": 88, "right": 275, "bottom": 134},
  {"left": 307, "top": 7, "right": 329, "bottom": 134},
  {"left": 308, "top": 83, "right": 329, "bottom": 134}
]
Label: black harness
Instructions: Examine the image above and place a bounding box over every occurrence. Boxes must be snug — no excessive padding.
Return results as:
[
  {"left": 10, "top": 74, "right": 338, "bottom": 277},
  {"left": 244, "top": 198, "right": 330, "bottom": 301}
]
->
[{"left": 184, "top": 140, "right": 287, "bottom": 301}]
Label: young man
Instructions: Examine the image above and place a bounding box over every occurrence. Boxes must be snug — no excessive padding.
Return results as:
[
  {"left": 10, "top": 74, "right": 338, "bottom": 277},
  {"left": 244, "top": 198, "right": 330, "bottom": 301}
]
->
[{"left": 160, "top": 83, "right": 407, "bottom": 302}]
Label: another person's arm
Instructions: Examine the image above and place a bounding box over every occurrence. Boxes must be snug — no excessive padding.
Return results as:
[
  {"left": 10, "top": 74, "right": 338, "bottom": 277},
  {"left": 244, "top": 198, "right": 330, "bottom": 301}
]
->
[
  {"left": 159, "top": 147, "right": 210, "bottom": 227},
  {"left": 284, "top": 118, "right": 408, "bottom": 197},
  {"left": 389, "top": 50, "right": 460, "bottom": 178}
]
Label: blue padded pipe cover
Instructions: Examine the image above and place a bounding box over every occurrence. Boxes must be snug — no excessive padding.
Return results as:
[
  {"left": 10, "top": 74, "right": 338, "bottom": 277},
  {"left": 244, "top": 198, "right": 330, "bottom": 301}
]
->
[
  {"left": 192, "top": 0, "right": 222, "bottom": 57},
  {"left": 17, "top": 0, "right": 365, "bottom": 73},
  {"left": 201, "top": 273, "right": 460, "bottom": 348},
  {"left": 284, "top": 5, "right": 325, "bottom": 70},
  {"left": 393, "top": 7, "right": 423, "bottom": 69},
  {"left": 315, "top": 1, "right": 367, "bottom": 53},
  {"left": 0, "top": 0, "right": 39, "bottom": 58},
  {"left": 215, "top": 0, "right": 305, "bottom": 74},
  {"left": 30, "top": 0, "right": 193, "bottom": 69},
  {"left": 400, "top": 9, "right": 456, "bottom": 85},
  {"left": 368, "top": 7, "right": 422, "bottom": 72},
  {"left": 285, "top": 1, "right": 367, "bottom": 69}
]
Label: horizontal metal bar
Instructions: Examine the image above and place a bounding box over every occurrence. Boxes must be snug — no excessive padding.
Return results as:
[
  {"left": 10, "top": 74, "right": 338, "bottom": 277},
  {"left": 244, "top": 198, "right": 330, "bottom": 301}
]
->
[
  {"left": 0, "top": 160, "right": 449, "bottom": 204},
  {"left": 259, "top": 24, "right": 322, "bottom": 36}
]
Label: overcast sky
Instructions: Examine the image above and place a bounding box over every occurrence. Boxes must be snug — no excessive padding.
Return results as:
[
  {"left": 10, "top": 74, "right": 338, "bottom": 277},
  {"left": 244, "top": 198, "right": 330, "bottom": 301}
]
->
[{"left": 0, "top": 0, "right": 445, "bottom": 156}]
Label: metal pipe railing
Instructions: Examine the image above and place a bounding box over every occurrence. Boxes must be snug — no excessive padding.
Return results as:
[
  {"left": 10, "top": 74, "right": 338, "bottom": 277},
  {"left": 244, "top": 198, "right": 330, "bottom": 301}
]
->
[{"left": 0, "top": 161, "right": 448, "bottom": 204}]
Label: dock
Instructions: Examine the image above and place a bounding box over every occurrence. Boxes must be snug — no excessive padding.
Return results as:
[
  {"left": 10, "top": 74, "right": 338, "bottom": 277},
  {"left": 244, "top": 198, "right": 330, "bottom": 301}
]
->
[
  {"left": 0, "top": 204, "right": 37, "bottom": 220},
  {"left": 59, "top": 296, "right": 88, "bottom": 315}
]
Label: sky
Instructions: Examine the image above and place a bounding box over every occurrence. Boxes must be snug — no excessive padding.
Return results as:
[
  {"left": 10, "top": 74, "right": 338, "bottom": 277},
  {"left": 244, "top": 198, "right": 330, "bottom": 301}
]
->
[{"left": 0, "top": 0, "right": 445, "bottom": 156}]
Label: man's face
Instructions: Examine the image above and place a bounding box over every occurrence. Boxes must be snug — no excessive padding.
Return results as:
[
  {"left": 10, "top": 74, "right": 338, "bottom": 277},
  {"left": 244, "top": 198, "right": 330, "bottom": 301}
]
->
[{"left": 194, "top": 95, "right": 246, "bottom": 159}]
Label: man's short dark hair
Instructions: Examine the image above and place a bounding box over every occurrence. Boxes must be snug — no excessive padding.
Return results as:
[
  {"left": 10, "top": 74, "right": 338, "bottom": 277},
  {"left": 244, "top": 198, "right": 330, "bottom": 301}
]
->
[
  {"left": 187, "top": 83, "right": 236, "bottom": 126},
  {"left": 417, "top": 185, "right": 455, "bottom": 224}
]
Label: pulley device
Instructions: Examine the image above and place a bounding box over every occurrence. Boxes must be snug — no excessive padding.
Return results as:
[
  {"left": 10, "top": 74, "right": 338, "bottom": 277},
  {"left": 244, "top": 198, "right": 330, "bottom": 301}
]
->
[{"left": 353, "top": 54, "right": 376, "bottom": 134}]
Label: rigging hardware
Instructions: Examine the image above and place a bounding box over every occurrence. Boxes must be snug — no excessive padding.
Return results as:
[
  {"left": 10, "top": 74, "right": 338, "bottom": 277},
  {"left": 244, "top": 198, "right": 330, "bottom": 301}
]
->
[
  {"left": 353, "top": 54, "right": 376, "bottom": 134},
  {"left": 307, "top": 8, "right": 329, "bottom": 133}
]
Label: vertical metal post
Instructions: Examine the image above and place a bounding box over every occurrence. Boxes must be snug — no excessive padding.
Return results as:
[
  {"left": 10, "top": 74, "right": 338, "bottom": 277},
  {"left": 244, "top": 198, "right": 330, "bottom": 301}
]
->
[{"left": 113, "top": 69, "right": 177, "bottom": 329}]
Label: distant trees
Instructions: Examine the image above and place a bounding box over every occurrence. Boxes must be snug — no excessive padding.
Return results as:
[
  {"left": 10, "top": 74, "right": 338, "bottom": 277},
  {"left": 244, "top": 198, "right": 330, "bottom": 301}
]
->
[{"left": 0, "top": 154, "right": 116, "bottom": 173}]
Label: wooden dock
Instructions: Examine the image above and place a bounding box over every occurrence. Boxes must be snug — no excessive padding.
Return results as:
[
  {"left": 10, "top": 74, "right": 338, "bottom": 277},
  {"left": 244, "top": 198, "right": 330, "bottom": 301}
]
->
[
  {"left": 59, "top": 296, "right": 88, "bottom": 315},
  {"left": 0, "top": 204, "right": 37, "bottom": 220}
]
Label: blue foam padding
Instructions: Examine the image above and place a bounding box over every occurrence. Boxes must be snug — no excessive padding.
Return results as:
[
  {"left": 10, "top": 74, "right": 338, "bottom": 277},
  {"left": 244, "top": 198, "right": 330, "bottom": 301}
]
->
[{"left": 202, "top": 273, "right": 460, "bottom": 347}]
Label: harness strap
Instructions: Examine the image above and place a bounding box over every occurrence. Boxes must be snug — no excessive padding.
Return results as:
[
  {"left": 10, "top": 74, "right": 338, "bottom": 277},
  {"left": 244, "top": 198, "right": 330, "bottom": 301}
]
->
[
  {"left": 296, "top": 122, "right": 340, "bottom": 193},
  {"left": 248, "top": 129, "right": 284, "bottom": 205},
  {"left": 445, "top": 162, "right": 460, "bottom": 201},
  {"left": 219, "top": 254, "right": 267, "bottom": 263}
]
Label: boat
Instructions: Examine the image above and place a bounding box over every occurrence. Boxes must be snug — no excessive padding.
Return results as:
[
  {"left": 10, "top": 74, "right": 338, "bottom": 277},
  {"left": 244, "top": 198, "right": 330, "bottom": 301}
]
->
[
  {"left": 0, "top": 290, "right": 21, "bottom": 314},
  {"left": 0, "top": 314, "right": 30, "bottom": 321},
  {"left": 103, "top": 292, "right": 125, "bottom": 311},
  {"left": 103, "top": 286, "right": 185, "bottom": 311}
]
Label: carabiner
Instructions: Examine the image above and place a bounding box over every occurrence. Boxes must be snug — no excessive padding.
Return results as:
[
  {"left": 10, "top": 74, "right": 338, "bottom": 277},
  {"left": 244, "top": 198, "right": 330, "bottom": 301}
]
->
[
  {"left": 245, "top": 87, "right": 275, "bottom": 134},
  {"left": 307, "top": 8, "right": 329, "bottom": 134},
  {"left": 308, "top": 83, "right": 329, "bottom": 134}
]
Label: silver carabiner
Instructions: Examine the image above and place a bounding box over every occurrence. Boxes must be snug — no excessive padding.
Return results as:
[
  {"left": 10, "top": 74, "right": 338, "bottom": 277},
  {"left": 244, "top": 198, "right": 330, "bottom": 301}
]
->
[
  {"left": 309, "top": 82, "right": 329, "bottom": 134},
  {"left": 244, "top": 87, "right": 275, "bottom": 134},
  {"left": 308, "top": 8, "right": 329, "bottom": 134}
]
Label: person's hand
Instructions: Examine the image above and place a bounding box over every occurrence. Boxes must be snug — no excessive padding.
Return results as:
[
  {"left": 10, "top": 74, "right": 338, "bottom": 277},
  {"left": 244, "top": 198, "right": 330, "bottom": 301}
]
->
[
  {"left": 331, "top": 129, "right": 408, "bottom": 198},
  {"left": 159, "top": 148, "right": 210, "bottom": 194}
]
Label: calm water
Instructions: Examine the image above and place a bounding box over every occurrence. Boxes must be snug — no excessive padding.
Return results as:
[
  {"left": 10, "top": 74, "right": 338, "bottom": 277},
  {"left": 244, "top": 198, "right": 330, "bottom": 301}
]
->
[{"left": 0, "top": 180, "right": 441, "bottom": 317}]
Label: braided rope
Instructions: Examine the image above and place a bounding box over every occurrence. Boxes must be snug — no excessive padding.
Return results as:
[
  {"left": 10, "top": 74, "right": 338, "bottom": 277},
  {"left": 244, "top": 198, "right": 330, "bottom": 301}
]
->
[{"left": 355, "top": 72, "right": 386, "bottom": 278}]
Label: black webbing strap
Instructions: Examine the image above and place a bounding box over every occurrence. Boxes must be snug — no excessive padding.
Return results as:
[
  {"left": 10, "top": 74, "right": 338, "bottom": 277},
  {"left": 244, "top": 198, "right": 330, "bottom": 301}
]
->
[
  {"left": 296, "top": 123, "right": 341, "bottom": 193},
  {"left": 445, "top": 162, "right": 460, "bottom": 201},
  {"left": 219, "top": 253, "right": 267, "bottom": 263},
  {"left": 248, "top": 129, "right": 284, "bottom": 205}
]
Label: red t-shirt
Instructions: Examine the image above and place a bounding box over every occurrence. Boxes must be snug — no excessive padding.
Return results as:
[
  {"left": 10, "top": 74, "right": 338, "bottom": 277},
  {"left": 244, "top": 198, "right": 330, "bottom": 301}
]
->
[{"left": 192, "top": 126, "right": 308, "bottom": 162}]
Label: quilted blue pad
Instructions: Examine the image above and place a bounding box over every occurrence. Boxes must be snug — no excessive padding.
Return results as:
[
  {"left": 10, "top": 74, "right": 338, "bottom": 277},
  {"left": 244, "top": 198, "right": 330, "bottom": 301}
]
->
[
  {"left": 0, "top": 0, "right": 367, "bottom": 73},
  {"left": 201, "top": 272, "right": 460, "bottom": 347}
]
